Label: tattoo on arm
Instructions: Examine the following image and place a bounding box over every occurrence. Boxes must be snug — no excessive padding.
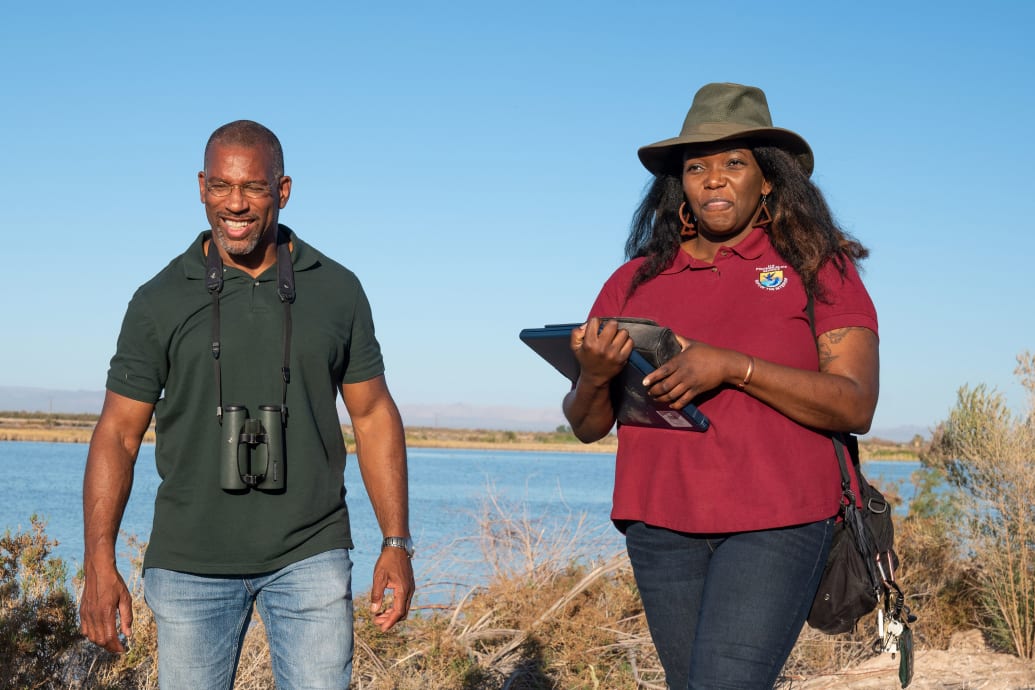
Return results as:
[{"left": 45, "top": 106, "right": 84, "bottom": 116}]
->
[{"left": 817, "top": 327, "right": 865, "bottom": 370}]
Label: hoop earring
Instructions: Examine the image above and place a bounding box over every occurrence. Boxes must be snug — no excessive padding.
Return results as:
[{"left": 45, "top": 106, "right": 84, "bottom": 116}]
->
[
  {"left": 752, "top": 194, "right": 773, "bottom": 227},
  {"left": 678, "top": 202, "right": 697, "bottom": 239}
]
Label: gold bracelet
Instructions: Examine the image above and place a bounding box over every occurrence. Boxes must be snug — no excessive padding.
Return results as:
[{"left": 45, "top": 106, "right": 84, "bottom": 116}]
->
[{"left": 739, "top": 356, "right": 755, "bottom": 388}]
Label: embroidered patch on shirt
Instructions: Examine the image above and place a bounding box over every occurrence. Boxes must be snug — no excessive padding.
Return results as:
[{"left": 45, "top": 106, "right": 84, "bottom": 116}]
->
[{"left": 755, "top": 264, "right": 789, "bottom": 291}]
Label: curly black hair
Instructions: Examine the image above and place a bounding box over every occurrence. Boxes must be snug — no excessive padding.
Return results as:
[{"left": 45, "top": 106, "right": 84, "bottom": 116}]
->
[{"left": 624, "top": 146, "right": 867, "bottom": 301}]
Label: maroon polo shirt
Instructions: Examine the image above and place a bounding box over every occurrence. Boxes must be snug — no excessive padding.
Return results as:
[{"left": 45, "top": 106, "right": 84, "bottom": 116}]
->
[{"left": 589, "top": 227, "right": 878, "bottom": 534}]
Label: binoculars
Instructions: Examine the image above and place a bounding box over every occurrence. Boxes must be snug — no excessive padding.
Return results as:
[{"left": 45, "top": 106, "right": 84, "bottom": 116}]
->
[{"left": 219, "top": 405, "right": 285, "bottom": 491}]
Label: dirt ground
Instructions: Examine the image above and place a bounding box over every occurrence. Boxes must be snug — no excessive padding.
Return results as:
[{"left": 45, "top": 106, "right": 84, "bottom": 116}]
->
[{"left": 793, "top": 631, "right": 1035, "bottom": 689}]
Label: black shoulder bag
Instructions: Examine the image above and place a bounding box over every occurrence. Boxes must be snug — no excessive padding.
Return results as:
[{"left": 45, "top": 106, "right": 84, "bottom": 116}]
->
[{"left": 802, "top": 296, "right": 915, "bottom": 686}]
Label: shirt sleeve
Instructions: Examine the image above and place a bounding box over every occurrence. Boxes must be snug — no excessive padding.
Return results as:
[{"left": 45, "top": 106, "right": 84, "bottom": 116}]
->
[
  {"left": 812, "top": 258, "right": 878, "bottom": 337},
  {"left": 341, "top": 280, "right": 386, "bottom": 385},
  {"left": 105, "top": 289, "right": 167, "bottom": 403}
]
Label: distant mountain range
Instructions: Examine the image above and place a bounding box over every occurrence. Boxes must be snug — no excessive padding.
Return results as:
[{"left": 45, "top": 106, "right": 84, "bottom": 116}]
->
[
  {"left": 0, "top": 386, "right": 927, "bottom": 441},
  {"left": 0, "top": 386, "right": 106, "bottom": 415},
  {"left": 0, "top": 386, "right": 568, "bottom": 433}
]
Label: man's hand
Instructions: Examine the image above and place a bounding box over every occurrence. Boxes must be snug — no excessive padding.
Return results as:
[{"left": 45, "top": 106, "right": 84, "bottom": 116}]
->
[
  {"left": 79, "top": 564, "right": 133, "bottom": 653},
  {"left": 369, "top": 547, "right": 415, "bottom": 631},
  {"left": 80, "top": 391, "right": 152, "bottom": 654}
]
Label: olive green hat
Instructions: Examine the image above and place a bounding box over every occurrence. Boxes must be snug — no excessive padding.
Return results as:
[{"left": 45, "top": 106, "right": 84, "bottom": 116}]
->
[{"left": 637, "top": 82, "right": 814, "bottom": 177}]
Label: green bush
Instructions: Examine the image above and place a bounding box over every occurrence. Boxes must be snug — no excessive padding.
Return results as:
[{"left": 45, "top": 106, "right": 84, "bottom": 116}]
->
[{"left": 924, "top": 351, "right": 1035, "bottom": 659}]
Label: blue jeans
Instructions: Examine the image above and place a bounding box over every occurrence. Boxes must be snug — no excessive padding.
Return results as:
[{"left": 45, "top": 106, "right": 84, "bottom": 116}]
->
[
  {"left": 144, "top": 549, "right": 354, "bottom": 690},
  {"left": 625, "top": 519, "right": 833, "bottom": 690}
]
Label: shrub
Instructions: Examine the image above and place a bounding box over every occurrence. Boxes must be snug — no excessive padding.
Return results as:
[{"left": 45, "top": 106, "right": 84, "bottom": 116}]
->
[
  {"left": 0, "top": 515, "right": 80, "bottom": 688},
  {"left": 924, "top": 351, "right": 1035, "bottom": 659}
]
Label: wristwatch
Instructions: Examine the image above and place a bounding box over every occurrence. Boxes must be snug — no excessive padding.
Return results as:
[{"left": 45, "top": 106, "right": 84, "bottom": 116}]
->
[{"left": 381, "top": 536, "right": 415, "bottom": 558}]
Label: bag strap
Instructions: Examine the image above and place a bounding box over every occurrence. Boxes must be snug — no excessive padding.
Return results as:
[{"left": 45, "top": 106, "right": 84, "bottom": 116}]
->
[
  {"left": 808, "top": 292, "right": 916, "bottom": 634},
  {"left": 804, "top": 294, "right": 854, "bottom": 498},
  {"left": 807, "top": 293, "right": 901, "bottom": 593}
]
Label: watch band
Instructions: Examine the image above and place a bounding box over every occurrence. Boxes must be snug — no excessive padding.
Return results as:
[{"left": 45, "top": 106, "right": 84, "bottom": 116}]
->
[{"left": 381, "top": 536, "right": 414, "bottom": 558}]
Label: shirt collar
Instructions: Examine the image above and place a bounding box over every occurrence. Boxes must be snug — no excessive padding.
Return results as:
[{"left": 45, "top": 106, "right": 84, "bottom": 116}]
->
[
  {"left": 659, "top": 226, "right": 769, "bottom": 274},
  {"left": 182, "top": 224, "right": 317, "bottom": 280}
]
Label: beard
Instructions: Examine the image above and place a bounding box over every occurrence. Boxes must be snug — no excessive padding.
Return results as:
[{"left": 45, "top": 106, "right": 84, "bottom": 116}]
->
[{"left": 212, "top": 223, "right": 268, "bottom": 258}]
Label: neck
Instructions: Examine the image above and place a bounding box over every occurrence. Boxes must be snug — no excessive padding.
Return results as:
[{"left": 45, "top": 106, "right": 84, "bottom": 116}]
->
[
  {"left": 682, "top": 226, "right": 754, "bottom": 263},
  {"left": 210, "top": 228, "right": 280, "bottom": 278}
]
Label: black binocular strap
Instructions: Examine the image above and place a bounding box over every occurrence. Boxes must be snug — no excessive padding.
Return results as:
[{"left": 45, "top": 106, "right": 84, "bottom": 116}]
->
[{"left": 205, "top": 232, "right": 295, "bottom": 424}]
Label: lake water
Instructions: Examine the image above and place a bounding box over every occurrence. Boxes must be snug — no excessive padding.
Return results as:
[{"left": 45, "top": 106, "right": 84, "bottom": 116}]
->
[{"left": 0, "top": 441, "right": 922, "bottom": 603}]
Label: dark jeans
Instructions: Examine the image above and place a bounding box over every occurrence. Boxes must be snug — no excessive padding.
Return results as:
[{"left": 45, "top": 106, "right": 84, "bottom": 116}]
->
[{"left": 625, "top": 518, "right": 833, "bottom": 690}]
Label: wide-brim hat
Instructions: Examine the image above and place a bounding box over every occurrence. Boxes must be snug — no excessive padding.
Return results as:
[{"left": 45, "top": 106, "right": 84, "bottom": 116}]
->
[{"left": 637, "top": 82, "right": 814, "bottom": 177}]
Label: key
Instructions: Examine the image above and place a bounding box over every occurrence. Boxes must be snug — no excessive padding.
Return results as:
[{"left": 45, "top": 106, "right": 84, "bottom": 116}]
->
[{"left": 880, "top": 617, "right": 904, "bottom": 655}]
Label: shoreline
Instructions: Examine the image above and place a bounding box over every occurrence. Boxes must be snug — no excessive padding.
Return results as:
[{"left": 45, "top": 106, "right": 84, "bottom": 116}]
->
[
  {"left": 0, "top": 412, "right": 921, "bottom": 460},
  {"left": 0, "top": 421, "right": 619, "bottom": 454},
  {"left": 0, "top": 424, "right": 919, "bottom": 460}
]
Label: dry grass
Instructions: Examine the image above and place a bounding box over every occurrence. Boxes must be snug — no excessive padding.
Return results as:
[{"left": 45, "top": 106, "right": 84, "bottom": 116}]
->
[
  {"left": 349, "top": 493, "right": 663, "bottom": 689},
  {"left": 0, "top": 415, "right": 155, "bottom": 444},
  {"left": 5, "top": 405, "right": 1026, "bottom": 687},
  {"left": 5, "top": 480, "right": 1023, "bottom": 689}
]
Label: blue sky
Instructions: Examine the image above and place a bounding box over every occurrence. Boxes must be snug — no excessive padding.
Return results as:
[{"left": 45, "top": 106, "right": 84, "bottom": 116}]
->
[{"left": 3, "top": 1, "right": 1033, "bottom": 437}]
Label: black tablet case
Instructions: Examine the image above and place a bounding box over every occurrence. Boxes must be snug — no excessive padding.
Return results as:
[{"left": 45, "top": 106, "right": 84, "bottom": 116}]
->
[{"left": 519, "top": 322, "right": 710, "bottom": 432}]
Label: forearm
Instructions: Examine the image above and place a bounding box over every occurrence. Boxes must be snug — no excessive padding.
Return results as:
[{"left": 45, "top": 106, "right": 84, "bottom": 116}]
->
[
  {"left": 735, "top": 355, "right": 878, "bottom": 433},
  {"left": 562, "top": 376, "right": 616, "bottom": 443},
  {"left": 733, "top": 327, "right": 879, "bottom": 433},
  {"left": 82, "top": 392, "right": 153, "bottom": 569},
  {"left": 647, "top": 328, "right": 879, "bottom": 435},
  {"left": 353, "top": 403, "right": 409, "bottom": 537},
  {"left": 82, "top": 426, "right": 139, "bottom": 569}
]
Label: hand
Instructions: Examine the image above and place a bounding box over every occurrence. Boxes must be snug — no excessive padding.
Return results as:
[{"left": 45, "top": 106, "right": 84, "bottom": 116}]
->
[
  {"left": 369, "top": 547, "right": 415, "bottom": 631},
  {"left": 79, "top": 564, "right": 133, "bottom": 653},
  {"left": 642, "top": 339, "right": 740, "bottom": 409},
  {"left": 570, "top": 318, "right": 634, "bottom": 387}
]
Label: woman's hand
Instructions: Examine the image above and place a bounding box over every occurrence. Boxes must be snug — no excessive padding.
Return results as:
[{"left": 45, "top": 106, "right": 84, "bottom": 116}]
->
[
  {"left": 571, "top": 317, "right": 635, "bottom": 386},
  {"left": 641, "top": 339, "right": 743, "bottom": 410},
  {"left": 562, "top": 318, "right": 634, "bottom": 443},
  {"left": 644, "top": 327, "right": 879, "bottom": 434}
]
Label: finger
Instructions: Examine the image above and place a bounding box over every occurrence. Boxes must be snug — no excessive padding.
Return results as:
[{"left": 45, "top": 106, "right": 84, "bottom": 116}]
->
[
  {"left": 618, "top": 338, "right": 634, "bottom": 361},
  {"left": 88, "top": 619, "right": 126, "bottom": 654},
  {"left": 569, "top": 324, "right": 587, "bottom": 350},
  {"left": 372, "top": 589, "right": 405, "bottom": 630},
  {"left": 642, "top": 361, "right": 672, "bottom": 388},
  {"left": 119, "top": 594, "right": 134, "bottom": 638},
  {"left": 369, "top": 590, "right": 384, "bottom": 612},
  {"left": 650, "top": 377, "right": 689, "bottom": 404},
  {"left": 668, "top": 389, "right": 696, "bottom": 410},
  {"left": 590, "top": 317, "right": 621, "bottom": 345},
  {"left": 582, "top": 317, "right": 601, "bottom": 346}
]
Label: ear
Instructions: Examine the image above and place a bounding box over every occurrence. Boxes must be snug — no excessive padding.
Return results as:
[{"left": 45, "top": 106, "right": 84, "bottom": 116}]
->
[
  {"left": 198, "top": 171, "right": 207, "bottom": 203},
  {"left": 277, "top": 175, "right": 292, "bottom": 209},
  {"left": 761, "top": 178, "right": 773, "bottom": 196}
]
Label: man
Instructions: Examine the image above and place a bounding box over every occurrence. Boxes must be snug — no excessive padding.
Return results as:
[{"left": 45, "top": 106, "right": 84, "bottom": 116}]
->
[{"left": 79, "top": 120, "right": 414, "bottom": 688}]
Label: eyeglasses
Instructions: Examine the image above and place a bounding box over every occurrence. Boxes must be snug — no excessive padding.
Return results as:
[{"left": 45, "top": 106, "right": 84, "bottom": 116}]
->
[{"left": 205, "top": 180, "right": 276, "bottom": 198}]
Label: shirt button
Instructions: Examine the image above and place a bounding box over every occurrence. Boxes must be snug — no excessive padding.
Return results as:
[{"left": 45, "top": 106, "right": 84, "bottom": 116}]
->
[{"left": 254, "top": 281, "right": 260, "bottom": 287}]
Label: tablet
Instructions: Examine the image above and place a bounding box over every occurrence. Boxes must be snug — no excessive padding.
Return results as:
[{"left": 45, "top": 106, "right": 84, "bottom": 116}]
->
[{"left": 519, "top": 323, "right": 710, "bottom": 432}]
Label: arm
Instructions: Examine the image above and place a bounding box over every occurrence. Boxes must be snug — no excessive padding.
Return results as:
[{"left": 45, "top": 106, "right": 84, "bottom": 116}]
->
[
  {"left": 341, "top": 374, "right": 413, "bottom": 632},
  {"left": 643, "top": 326, "right": 879, "bottom": 434},
  {"left": 79, "top": 391, "right": 155, "bottom": 653},
  {"left": 562, "top": 318, "right": 634, "bottom": 443}
]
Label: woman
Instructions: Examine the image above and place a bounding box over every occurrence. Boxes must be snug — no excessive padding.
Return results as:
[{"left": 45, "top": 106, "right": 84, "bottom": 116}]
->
[{"left": 563, "top": 83, "right": 878, "bottom": 689}]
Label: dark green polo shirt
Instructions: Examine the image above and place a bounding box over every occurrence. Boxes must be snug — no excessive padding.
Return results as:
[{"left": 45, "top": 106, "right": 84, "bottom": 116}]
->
[{"left": 107, "top": 226, "right": 384, "bottom": 574}]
